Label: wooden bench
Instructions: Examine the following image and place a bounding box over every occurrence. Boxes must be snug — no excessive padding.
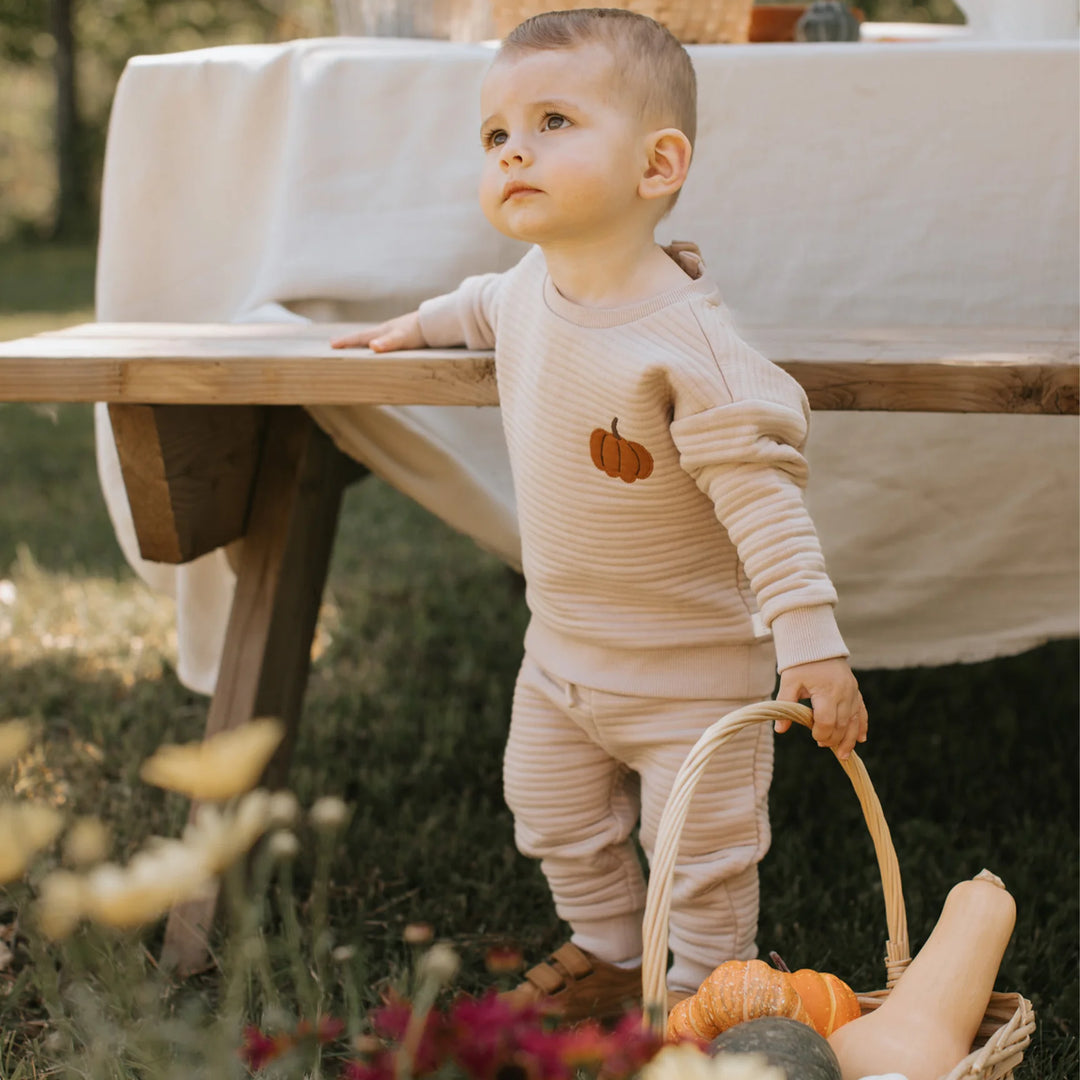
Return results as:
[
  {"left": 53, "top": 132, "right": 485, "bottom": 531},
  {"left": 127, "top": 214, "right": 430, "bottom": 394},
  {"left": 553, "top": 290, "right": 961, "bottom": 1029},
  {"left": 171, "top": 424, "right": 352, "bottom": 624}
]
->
[{"left": 1, "top": 320, "right": 1076, "bottom": 972}]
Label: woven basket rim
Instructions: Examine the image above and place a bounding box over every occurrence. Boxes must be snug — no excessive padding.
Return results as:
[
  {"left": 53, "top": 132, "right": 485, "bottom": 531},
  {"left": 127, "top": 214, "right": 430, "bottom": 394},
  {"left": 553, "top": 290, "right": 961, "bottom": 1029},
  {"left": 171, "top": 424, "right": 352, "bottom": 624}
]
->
[
  {"left": 640, "top": 700, "right": 1035, "bottom": 1079},
  {"left": 489, "top": 0, "right": 756, "bottom": 43}
]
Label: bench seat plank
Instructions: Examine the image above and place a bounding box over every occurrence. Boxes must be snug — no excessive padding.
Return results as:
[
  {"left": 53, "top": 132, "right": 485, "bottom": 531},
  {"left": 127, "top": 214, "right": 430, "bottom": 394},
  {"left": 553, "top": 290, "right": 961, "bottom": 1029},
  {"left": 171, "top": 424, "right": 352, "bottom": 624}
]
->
[{"left": 0, "top": 322, "right": 1076, "bottom": 414}]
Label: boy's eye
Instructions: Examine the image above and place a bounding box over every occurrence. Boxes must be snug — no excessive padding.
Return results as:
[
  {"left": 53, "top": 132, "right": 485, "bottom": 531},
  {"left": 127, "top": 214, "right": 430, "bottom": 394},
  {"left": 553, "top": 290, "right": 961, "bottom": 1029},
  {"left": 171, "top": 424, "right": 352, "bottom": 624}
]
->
[
  {"left": 543, "top": 113, "right": 568, "bottom": 131},
  {"left": 483, "top": 129, "right": 507, "bottom": 149}
]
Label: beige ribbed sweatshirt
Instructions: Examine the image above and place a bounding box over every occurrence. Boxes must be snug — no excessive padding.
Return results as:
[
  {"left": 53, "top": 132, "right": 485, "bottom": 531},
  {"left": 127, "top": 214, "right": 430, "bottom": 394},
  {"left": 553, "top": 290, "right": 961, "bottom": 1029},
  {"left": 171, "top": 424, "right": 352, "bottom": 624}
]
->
[{"left": 419, "top": 245, "right": 847, "bottom": 699}]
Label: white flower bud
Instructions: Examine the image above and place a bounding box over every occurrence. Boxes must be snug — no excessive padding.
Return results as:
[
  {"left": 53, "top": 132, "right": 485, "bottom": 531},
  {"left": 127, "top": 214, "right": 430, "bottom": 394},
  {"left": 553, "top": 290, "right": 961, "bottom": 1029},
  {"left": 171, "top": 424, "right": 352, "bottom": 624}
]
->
[
  {"left": 403, "top": 922, "right": 433, "bottom": 945},
  {"left": 267, "top": 790, "right": 300, "bottom": 826},
  {"left": 309, "top": 796, "right": 349, "bottom": 829},
  {"left": 268, "top": 831, "right": 300, "bottom": 860},
  {"left": 418, "top": 943, "right": 460, "bottom": 986}
]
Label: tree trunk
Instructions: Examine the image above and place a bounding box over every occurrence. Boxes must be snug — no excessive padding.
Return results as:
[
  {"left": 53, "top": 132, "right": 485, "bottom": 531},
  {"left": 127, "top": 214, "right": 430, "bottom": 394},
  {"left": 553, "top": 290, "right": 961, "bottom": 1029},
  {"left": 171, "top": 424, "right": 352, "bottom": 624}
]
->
[{"left": 51, "top": 0, "right": 87, "bottom": 239}]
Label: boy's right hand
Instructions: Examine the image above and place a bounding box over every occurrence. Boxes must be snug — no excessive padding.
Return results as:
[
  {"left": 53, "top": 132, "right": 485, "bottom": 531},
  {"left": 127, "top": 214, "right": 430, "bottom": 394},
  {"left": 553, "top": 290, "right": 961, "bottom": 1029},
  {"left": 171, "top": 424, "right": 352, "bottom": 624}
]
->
[{"left": 330, "top": 310, "right": 425, "bottom": 352}]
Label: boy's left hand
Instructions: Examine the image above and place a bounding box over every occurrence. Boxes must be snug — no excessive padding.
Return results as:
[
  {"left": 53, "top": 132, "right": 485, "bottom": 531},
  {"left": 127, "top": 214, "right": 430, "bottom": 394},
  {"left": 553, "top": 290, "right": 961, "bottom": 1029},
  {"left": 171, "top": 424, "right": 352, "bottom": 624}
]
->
[{"left": 775, "top": 658, "right": 867, "bottom": 760}]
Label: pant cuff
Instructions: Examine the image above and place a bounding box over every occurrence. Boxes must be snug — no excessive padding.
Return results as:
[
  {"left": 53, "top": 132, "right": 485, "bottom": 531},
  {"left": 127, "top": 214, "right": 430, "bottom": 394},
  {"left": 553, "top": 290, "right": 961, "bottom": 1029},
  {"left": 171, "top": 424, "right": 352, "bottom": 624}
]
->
[{"left": 569, "top": 911, "right": 644, "bottom": 965}]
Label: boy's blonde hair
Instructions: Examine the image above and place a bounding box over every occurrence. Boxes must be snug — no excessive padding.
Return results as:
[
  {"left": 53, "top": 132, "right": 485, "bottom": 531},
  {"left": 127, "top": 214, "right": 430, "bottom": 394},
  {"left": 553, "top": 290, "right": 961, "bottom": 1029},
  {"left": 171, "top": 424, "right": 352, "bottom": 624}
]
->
[{"left": 500, "top": 8, "right": 698, "bottom": 148}]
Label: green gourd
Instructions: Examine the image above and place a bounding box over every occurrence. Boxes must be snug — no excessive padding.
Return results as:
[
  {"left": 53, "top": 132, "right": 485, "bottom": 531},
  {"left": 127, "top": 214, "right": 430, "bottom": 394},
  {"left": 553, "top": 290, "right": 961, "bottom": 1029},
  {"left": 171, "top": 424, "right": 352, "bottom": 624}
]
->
[
  {"left": 710, "top": 1016, "right": 843, "bottom": 1080},
  {"left": 795, "top": 2, "right": 861, "bottom": 41}
]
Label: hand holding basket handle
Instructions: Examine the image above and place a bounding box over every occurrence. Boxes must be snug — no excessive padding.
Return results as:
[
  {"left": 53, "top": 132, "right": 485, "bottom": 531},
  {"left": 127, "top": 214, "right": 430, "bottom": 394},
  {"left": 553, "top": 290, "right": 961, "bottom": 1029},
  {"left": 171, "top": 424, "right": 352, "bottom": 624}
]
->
[{"left": 642, "top": 700, "right": 1035, "bottom": 1080}]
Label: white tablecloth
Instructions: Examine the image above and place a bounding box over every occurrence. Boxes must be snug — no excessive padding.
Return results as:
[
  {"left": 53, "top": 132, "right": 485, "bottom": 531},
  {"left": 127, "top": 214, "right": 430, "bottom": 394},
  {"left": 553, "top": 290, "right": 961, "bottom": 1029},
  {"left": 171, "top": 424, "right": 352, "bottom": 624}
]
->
[{"left": 93, "top": 37, "right": 1079, "bottom": 695}]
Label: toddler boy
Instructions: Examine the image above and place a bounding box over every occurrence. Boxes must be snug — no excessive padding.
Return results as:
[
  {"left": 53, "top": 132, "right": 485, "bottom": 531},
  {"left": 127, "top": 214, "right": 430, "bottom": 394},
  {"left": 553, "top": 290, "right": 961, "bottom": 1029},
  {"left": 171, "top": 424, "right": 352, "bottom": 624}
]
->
[{"left": 332, "top": 8, "right": 867, "bottom": 1021}]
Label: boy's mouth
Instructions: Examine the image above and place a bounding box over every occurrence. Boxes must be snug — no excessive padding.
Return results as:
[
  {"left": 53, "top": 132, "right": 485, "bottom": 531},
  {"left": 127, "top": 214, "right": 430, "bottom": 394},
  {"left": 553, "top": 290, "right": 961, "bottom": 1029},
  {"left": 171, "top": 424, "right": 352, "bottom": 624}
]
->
[{"left": 502, "top": 181, "right": 542, "bottom": 202}]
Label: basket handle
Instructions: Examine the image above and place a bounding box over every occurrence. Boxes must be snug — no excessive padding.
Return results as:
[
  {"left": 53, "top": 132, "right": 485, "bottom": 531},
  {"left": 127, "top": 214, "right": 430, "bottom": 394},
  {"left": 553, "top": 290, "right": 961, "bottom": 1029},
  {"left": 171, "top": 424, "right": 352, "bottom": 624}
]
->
[{"left": 641, "top": 700, "right": 910, "bottom": 1032}]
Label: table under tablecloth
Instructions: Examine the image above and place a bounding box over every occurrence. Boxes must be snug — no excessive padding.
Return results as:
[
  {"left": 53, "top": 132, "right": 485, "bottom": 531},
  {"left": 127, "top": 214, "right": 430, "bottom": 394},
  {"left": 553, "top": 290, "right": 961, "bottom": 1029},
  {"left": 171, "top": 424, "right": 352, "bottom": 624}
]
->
[{"left": 92, "top": 36, "right": 1079, "bottom": 695}]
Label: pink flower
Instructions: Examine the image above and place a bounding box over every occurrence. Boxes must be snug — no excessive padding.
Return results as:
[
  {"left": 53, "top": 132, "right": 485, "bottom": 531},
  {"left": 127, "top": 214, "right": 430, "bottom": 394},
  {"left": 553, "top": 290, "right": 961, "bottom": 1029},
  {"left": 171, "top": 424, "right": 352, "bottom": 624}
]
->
[
  {"left": 342, "top": 1052, "right": 396, "bottom": 1080},
  {"left": 240, "top": 1015, "right": 347, "bottom": 1073},
  {"left": 447, "top": 992, "right": 561, "bottom": 1079},
  {"left": 348, "top": 992, "right": 669, "bottom": 1080},
  {"left": 509, "top": 1028, "right": 578, "bottom": 1079},
  {"left": 370, "top": 997, "right": 414, "bottom": 1041},
  {"left": 372, "top": 996, "right": 454, "bottom": 1075},
  {"left": 450, "top": 991, "right": 551, "bottom": 1032},
  {"left": 240, "top": 1025, "right": 293, "bottom": 1070},
  {"left": 595, "top": 1012, "right": 665, "bottom": 1076}
]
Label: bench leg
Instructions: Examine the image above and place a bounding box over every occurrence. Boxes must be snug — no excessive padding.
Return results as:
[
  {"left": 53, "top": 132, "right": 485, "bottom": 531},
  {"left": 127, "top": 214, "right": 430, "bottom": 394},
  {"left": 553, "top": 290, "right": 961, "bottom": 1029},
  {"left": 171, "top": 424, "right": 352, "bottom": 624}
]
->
[{"left": 160, "top": 406, "right": 360, "bottom": 974}]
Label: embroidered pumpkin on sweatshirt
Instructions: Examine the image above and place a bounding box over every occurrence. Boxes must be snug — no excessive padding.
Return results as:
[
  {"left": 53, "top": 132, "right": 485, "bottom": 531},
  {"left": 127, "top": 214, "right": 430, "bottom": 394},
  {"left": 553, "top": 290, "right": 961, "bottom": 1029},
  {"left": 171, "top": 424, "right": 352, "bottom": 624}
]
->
[{"left": 589, "top": 418, "right": 653, "bottom": 483}]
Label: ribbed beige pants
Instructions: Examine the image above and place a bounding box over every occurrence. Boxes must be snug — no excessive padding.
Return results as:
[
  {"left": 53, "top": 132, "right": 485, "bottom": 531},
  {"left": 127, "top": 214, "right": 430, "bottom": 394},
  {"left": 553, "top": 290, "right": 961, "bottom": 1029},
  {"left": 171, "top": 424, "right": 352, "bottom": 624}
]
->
[{"left": 504, "top": 653, "right": 775, "bottom": 993}]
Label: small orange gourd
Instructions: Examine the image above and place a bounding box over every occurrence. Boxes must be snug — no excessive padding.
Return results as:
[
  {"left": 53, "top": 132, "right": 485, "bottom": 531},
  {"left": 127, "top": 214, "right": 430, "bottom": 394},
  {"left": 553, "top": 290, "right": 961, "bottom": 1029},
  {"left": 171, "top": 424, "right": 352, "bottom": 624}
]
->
[
  {"left": 827, "top": 870, "right": 1017, "bottom": 1080},
  {"left": 667, "top": 959, "right": 812, "bottom": 1040},
  {"left": 785, "top": 967, "right": 862, "bottom": 1038}
]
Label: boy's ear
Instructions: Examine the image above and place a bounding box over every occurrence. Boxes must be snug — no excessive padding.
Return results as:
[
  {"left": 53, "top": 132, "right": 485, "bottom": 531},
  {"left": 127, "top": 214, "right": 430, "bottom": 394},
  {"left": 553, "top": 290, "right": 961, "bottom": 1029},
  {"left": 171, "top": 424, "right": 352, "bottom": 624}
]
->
[{"left": 639, "top": 128, "right": 693, "bottom": 202}]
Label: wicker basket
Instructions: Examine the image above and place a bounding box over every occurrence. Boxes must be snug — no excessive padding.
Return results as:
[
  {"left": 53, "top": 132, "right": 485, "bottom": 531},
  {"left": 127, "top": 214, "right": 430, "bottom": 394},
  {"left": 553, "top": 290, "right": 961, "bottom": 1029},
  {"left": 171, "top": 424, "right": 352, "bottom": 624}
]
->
[
  {"left": 641, "top": 701, "right": 1037, "bottom": 1079},
  {"left": 489, "top": 1, "right": 755, "bottom": 43}
]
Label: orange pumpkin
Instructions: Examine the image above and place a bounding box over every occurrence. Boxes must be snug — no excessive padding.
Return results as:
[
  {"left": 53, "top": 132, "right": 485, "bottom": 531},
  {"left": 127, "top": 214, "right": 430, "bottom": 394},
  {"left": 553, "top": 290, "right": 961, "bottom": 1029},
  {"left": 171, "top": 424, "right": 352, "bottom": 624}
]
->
[
  {"left": 786, "top": 968, "right": 862, "bottom": 1038},
  {"left": 667, "top": 959, "right": 812, "bottom": 1040},
  {"left": 589, "top": 418, "right": 653, "bottom": 483},
  {"left": 666, "top": 958, "right": 861, "bottom": 1042}
]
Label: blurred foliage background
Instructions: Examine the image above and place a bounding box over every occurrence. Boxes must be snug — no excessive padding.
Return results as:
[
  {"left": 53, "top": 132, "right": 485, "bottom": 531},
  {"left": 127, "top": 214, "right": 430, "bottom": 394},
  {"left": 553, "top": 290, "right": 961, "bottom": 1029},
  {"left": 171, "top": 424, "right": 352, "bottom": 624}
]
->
[
  {"left": 0, "top": 0, "right": 335, "bottom": 243},
  {"left": 1, "top": 0, "right": 964, "bottom": 244}
]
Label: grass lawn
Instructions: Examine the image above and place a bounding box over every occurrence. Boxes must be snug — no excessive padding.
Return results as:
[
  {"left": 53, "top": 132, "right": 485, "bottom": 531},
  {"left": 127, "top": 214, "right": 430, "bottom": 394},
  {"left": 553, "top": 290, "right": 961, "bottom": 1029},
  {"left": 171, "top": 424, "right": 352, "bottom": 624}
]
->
[
  {"left": 0, "top": 244, "right": 97, "bottom": 340},
  {"left": 0, "top": 244, "right": 1076, "bottom": 1077}
]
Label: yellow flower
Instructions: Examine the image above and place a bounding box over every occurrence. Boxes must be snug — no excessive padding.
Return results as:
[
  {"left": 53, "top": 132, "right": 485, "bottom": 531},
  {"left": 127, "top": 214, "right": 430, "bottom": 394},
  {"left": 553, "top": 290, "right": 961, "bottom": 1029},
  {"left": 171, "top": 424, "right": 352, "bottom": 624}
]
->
[
  {"left": 641, "top": 1044, "right": 784, "bottom": 1080},
  {"left": 36, "top": 870, "right": 88, "bottom": 940},
  {"left": 64, "top": 817, "right": 111, "bottom": 867},
  {"left": 139, "top": 718, "right": 285, "bottom": 801},
  {"left": 0, "top": 801, "right": 64, "bottom": 884},
  {"left": 36, "top": 790, "right": 275, "bottom": 934},
  {"left": 83, "top": 841, "right": 214, "bottom": 929},
  {"left": 0, "top": 720, "right": 32, "bottom": 770},
  {"left": 182, "top": 789, "right": 273, "bottom": 873}
]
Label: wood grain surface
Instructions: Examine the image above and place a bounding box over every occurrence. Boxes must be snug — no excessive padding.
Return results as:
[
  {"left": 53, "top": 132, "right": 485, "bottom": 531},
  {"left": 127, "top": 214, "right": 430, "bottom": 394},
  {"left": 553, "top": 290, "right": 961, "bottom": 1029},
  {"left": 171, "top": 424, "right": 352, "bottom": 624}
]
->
[{"left": 1, "top": 322, "right": 1076, "bottom": 413}]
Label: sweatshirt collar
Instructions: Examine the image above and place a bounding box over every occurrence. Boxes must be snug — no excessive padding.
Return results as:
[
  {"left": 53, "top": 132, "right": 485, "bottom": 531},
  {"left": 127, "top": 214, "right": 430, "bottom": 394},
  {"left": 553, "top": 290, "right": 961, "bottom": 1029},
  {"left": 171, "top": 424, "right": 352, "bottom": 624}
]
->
[{"left": 541, "top": 272, "right": 721, "bottom": 329}]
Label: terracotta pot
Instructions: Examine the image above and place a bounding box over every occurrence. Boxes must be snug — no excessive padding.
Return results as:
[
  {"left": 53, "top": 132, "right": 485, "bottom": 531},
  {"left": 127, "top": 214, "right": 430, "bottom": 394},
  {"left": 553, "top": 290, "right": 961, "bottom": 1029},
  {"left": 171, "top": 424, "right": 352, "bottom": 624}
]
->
[{"left": 749, "top": 4, "right": 807, "bottom": 41}]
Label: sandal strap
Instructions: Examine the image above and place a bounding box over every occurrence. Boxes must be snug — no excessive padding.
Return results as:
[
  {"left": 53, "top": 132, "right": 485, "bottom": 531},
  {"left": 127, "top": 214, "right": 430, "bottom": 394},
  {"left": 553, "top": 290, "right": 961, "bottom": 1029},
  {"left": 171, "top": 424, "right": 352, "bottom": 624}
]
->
[{"left": 523, "top": 942, "right": 595, "bottom": 994}]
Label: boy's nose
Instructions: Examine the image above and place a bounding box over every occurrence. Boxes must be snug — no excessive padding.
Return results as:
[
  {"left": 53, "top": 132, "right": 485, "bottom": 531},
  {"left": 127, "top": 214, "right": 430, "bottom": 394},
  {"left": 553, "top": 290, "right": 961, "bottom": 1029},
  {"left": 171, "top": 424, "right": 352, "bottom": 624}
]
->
[{"left": 499, "top": 140, "right": 532, "bottom": 169}]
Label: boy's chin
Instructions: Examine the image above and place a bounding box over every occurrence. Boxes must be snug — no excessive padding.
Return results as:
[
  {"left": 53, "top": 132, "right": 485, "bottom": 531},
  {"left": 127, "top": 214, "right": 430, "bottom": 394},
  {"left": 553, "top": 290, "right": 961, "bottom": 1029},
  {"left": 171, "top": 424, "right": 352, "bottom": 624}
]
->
[
  {"left": 487, "top": 219, "right": 551, "bottom": 246},
  {"left": 483, "top": 212, "right": 578, "bottom": 248}
]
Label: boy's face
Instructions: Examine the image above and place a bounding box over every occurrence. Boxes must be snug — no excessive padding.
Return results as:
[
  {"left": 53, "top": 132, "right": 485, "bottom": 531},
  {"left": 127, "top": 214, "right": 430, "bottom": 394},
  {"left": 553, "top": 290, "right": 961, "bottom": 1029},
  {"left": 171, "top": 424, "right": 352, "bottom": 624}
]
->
[{"left": 478, "top": 44, "right": 653, "bottom": 246}]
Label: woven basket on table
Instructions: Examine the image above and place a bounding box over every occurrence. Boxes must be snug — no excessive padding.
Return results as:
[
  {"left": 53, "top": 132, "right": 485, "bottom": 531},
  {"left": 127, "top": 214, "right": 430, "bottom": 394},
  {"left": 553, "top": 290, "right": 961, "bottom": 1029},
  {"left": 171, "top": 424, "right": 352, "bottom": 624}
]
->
[
  {"left": 490, "top": 0, "right": 755, "bottom": 43},
  {"left": 641, "top": 700, "right": 1037, "bottom": 1079}
]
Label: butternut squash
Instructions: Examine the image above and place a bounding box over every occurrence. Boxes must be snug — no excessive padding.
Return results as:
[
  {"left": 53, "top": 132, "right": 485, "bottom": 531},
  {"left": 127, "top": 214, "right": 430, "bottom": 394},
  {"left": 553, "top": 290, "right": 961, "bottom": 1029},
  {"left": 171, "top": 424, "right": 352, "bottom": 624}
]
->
[{"left": 828, "top": 870, "right": 1016, "bottom": 1080}]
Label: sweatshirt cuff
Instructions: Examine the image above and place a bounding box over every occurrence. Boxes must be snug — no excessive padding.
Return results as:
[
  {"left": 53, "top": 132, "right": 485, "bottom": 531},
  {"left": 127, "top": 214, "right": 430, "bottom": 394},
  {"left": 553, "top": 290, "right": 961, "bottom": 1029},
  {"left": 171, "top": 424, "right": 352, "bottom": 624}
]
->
[
  {"left": 417, "top": 292, "right": 465, "bottom": 348},
  {"left": 769, "top": 605, "right": 849, "bottom": 672}
]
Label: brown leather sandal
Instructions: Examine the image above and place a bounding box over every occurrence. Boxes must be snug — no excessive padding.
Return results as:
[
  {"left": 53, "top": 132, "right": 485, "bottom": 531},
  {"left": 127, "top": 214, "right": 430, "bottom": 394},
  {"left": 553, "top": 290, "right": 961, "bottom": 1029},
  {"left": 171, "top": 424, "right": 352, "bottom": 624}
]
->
[{"left": 498, "top": 942, "right": 642, "bottom": 1023}]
